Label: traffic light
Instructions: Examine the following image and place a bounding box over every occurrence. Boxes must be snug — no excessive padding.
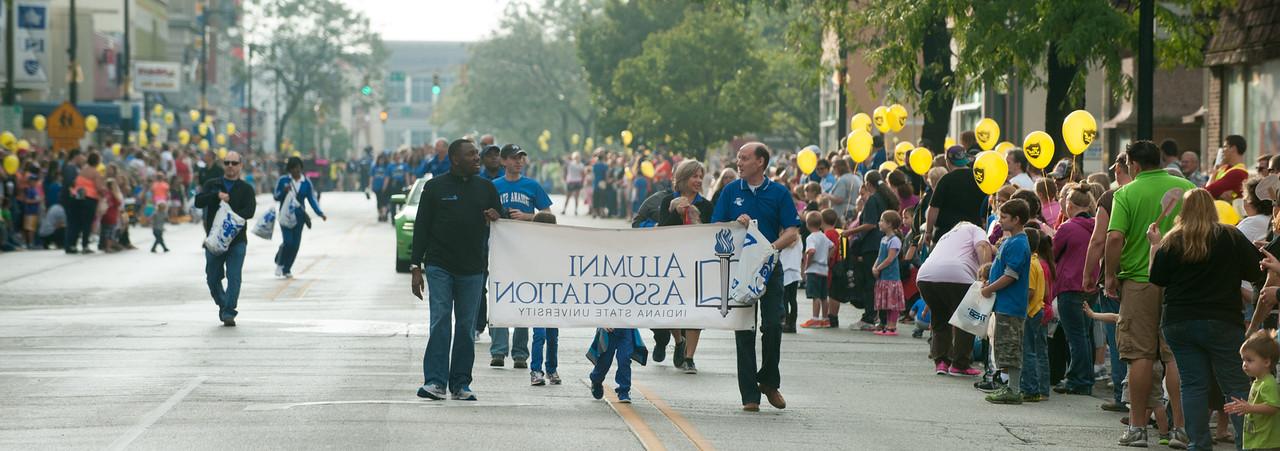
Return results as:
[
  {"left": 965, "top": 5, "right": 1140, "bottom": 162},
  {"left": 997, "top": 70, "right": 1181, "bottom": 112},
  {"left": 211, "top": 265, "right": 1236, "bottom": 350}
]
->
[
  {"left": 379, "top": 111, "right": 388, "bottom": 122},
  {"left": 361, "top": 85, "right": 373, "bottom": 96},
  {"left": 431, "top": 74, "right": 440, "bottom": 96}
]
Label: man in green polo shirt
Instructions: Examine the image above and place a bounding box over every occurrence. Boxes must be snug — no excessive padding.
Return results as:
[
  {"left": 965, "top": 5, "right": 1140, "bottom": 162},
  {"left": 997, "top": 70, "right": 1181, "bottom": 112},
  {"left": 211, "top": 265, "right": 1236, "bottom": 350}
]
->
[{"left": 1105, "top": 140, "right": 1195, "bottom": 447}]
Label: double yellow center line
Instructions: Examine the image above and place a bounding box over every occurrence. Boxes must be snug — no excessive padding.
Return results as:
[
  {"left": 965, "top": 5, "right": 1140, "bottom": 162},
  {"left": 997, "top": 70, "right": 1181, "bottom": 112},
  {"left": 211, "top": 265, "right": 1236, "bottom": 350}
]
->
[{"left": 594, "top": 381, "right": 715, "bottom": 451}]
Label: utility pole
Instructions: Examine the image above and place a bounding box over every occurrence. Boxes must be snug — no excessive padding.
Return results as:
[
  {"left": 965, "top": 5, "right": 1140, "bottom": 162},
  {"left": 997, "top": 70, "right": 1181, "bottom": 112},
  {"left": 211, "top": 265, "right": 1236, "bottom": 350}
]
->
[
  {"left": 3, "top": 0, "right": 14, "bottom": 105},
  {"left": 246, "top": 44, "right": 252, "bottom": 153},
  {"left": 121, "top": 0, "right": 130, "bottom": 102},
  {"left": 199, "top": 0, "right": 208, "bottom": 118},
  {"left": 68, "top": 0, "right": 78, "bottom": 104},
  {"left": 1136, "top": 0, "right": 1153, "bottom": 141}
]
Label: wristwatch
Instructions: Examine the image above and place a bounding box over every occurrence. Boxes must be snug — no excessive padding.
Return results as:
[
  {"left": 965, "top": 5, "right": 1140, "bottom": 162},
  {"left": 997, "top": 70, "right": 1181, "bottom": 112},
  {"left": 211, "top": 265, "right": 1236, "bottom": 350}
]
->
[{"left": 409, "top": 264, "right": 421, "bottom": 271}]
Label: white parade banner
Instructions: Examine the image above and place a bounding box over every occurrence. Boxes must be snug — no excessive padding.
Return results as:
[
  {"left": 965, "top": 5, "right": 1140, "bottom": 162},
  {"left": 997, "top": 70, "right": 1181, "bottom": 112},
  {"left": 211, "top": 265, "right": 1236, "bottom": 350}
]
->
[{"left": 487, "top": 220, "right": 759, "bottom": 330}]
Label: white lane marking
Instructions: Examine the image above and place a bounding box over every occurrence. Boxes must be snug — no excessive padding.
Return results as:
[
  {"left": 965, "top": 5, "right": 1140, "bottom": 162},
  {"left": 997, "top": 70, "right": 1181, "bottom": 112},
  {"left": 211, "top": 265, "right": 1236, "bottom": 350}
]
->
[{"left": 106, "top": 375, "right": 207, "bottom": 451}]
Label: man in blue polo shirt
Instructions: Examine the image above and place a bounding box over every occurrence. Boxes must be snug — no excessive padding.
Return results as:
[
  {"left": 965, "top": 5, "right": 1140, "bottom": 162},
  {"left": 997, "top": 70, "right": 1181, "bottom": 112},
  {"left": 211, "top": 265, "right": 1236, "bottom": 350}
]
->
[
  {"left": 712, "top": 142, "right": 801, "bottom": 412},
  {"left": 488, "top": 144, "right": 553, "bottom": 368}
]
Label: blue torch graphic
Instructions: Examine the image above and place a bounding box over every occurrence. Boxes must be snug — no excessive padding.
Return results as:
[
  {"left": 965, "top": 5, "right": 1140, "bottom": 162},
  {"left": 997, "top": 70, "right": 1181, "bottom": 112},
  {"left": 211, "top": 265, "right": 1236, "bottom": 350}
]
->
[{"left": 714, "top": 229, "right": 735, "bottom": 317}]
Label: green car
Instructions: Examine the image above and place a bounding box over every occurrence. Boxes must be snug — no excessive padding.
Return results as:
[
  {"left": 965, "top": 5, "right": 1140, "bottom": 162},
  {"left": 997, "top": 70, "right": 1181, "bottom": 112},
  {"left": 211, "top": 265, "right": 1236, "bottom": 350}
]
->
[{"left": 391, "top": 178, "right": 429, "bottom": 273}]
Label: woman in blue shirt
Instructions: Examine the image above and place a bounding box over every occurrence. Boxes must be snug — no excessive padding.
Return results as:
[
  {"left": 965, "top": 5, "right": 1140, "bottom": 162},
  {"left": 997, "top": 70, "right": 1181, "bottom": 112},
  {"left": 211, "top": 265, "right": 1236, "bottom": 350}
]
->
[
  {"left": 275, "top": 157, "right": 327, "bottom": 278},
  {"left": 370, "top": 154, "right": 390, "bottom": 221}
]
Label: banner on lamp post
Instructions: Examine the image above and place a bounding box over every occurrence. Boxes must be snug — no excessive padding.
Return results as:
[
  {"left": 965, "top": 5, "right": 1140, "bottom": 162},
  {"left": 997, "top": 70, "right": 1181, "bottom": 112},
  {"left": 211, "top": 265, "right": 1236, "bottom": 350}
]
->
[{"left": 134, "top": 61, "right": 182, "bottom": 93}]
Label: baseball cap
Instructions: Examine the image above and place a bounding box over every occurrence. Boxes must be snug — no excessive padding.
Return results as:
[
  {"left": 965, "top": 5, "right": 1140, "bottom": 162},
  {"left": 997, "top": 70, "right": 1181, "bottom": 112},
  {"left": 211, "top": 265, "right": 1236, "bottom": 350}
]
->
[
  {"left": 1050, "top": 159, "right": 1073, "bottom": 179},
  {"left": 946, "top": 145, "right": 970, "bottom": 166},
  {"left": 481, "top": 144, "right": 500, "bottom": 157},
  {"left": 500, "top": 144, "right": 526, "bottom": 159}
]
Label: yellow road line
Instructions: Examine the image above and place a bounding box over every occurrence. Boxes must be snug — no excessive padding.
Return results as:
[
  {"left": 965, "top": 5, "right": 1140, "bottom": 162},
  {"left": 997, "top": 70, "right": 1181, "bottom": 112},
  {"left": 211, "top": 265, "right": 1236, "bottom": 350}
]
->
[
  {"left": 583, "top": 379, "right": 666, "bottom": 451},
  {"left": 268, "top": 279, "right": 294, "bottom": 300},
  {"left": 636, "top": 384, "right": 715, "bottom": 451},
  {"left": 294, "top": 280, "right": 316, "bottom": 299}
]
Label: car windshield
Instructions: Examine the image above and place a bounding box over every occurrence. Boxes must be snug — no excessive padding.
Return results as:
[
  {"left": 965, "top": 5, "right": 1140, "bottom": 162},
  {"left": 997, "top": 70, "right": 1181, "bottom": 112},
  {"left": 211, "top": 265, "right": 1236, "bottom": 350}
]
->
[{"left": 406, "top": 179, "right": 426, "bottom": 206}]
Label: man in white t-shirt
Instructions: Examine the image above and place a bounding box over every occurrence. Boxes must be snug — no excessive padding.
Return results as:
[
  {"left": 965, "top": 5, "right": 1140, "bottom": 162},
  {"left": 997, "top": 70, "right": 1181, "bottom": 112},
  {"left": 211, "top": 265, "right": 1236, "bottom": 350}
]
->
[
  {"left": 916, "top": 222, "right": 995, "bottom": 376},
  {"left": 1006, "top": 151, "right": 1034, "bottom": 190},
  {"left": 562, "top": 152, "right": 586, "bottom": 216}
]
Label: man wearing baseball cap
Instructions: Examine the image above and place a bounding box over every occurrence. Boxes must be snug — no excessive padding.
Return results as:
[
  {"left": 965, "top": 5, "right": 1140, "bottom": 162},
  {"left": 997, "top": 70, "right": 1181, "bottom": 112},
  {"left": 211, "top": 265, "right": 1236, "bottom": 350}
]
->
[
  {"left": 924, "top": 140, "right": 987, "bottom": 245},
  {"left": 488, "top": 143, "right": 553, "bottom": 369},
  {"left": 480, "top": 145, "right": 504, "bottom": 180}
]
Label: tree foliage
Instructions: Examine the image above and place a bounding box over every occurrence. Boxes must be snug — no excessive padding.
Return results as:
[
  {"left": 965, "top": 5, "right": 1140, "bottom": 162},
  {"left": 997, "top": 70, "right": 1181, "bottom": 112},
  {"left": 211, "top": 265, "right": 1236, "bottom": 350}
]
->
[
  {"left": 435, "top": 0, "right": 597, "bottom": 154},
  {"left": 246, "top": 0, "right": 385, "bottom": 154}
]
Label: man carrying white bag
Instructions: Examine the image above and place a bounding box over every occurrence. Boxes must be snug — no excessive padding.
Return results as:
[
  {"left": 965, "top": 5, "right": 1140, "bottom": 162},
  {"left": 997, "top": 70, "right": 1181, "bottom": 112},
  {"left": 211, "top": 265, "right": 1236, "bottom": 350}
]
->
[{"left": 193, "top": 151, "right": 256, "bottom": 327}]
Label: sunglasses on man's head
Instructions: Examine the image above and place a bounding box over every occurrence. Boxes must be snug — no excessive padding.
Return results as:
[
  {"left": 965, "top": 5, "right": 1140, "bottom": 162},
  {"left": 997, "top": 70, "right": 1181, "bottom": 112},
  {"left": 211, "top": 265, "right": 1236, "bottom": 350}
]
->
[{"left": 223, "top": 161, "right": 241, "bottom": 166}]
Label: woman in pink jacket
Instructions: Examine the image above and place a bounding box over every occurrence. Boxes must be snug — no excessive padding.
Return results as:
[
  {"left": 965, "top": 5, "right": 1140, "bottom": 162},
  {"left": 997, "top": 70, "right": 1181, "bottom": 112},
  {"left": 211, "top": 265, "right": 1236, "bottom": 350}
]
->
[{"left": 1052, "top": 184, "right": 1098, "bottom": 394}]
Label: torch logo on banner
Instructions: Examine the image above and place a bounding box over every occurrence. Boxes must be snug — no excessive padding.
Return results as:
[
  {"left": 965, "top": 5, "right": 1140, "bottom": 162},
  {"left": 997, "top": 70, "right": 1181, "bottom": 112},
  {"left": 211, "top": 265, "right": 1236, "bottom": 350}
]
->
[{"left": 714, "top": 229, "right": 735, "bottom": 317}]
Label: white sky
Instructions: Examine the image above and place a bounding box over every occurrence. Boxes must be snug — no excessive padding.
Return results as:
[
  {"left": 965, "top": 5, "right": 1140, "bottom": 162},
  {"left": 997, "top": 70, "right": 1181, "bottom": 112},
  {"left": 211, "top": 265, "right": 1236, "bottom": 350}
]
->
[{"left": 339, "top": 0, "right": 512, "bottom": 42}]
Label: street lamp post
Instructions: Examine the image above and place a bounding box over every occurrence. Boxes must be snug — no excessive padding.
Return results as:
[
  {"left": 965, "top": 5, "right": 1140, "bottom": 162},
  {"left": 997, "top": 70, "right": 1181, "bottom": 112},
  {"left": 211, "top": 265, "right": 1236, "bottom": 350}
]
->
[
  {"left": 3, "top": 0, "right": 15, "bottom": 106},
  {"left": 246, "top": 43, "right": 253, "bottom": 153},
  {"left": 69, "top": 0, "right": 78, "bottom": 104},
  {"left": 1136, "top": 0, "right": 1153, "bottom": 141}
]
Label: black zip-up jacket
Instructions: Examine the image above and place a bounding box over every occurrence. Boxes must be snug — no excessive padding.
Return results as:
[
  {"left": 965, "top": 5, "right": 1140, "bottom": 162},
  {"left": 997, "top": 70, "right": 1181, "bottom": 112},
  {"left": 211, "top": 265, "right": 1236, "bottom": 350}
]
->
[
  {"left": 194, "top": 178, "right": 257, "bottom": 248},
  {"left": 411, "top": 172, "right": 504, "bottom": 275}
]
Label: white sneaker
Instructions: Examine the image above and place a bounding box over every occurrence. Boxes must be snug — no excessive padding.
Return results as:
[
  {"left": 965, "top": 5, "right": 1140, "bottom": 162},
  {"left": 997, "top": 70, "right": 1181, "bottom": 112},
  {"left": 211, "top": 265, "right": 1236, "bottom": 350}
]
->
[{"left": 275, "top": 265, "right": 284, "bottom": 277}]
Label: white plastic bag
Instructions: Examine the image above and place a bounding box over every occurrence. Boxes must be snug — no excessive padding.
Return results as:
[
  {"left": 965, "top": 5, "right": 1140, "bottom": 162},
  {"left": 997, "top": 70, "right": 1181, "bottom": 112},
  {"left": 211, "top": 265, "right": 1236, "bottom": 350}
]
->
[
  {"left": 204, "top": 201, "right": 246, "bottom": 255},
  {"left": 278, "top": 185, "right": 300, "bottom": 228},
  {"left": 252, "top": 205, "right": 277, "bottom": 240},
  {"left": 949, "top": 282, "right": 995, "bottom": 338},
  {"left": 729, "top": 220, "right": 780, "bottom": 307}
]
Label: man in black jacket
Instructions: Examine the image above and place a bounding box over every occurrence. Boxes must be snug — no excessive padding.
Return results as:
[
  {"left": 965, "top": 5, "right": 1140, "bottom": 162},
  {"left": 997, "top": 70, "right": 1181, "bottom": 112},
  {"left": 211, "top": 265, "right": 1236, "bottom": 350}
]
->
[
  {"left": 410, "top": 138, "right": 502, "bottom": 401},
  {"left": 193, "top": 151, "right": 256, "bottom": 327}
]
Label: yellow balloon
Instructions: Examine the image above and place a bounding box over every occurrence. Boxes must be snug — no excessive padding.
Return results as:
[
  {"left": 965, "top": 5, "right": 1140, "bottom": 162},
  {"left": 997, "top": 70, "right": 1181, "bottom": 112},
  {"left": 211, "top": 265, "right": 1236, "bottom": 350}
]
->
[
  {"left": 797, "top": 147, "right": 819, "bottom": 175},
  {"left": 163, "top": 112, "right": 175, "bottom": 125},
  {"left": 111, "top": 143, "right": 122, "bottom": 156},
  {"left": 0, "top": 131, "right": 15, "bottom": 149},
  {"left": 198, "top": 123, "right": 209, "bottom": 136},
  {"left": 1216, "top": 200, "right": 1240, "bottom": 225},
  {"left": 625, "top": 167, "right": 633, "bottom": 180},
  {"left": 32, "top": 114, "right": 46, "bottom": 131},
  {"left": 178, "top": 130, "right": 191, "bottom": 145},
  {"left": 605, "top": 136, "right": 613, "bottom": 146},
  {"left": 150, "top": 123, "right": 161, "bottom": 137},
  {"left": 944, "top": 136, "right": 955, "bottom": 149},
  {"left": 204, "top": 116, "right": 213, "bottom": 125},
  {"left": 216, "top": 134, "right": 227, "bottom": 145},
  {"left": 879, "top": 161, "right": 899, "bottom": 172},
  {"left": 849, "top": 113, "right": 872, "bottom": 134},
  {"left": 189, "top": 110, "right": 200, "bottom": 122},
  {"left": 889, "top": 104, "right": 908, "bottom": 133},
  {"left": 538, "top": 141, "right": 549, "bottom": 152},
  {"left": 226, "top": 123, "right": 236, "bottom": 135},
  {"left": 16, "top": 139, "right": 29, "bottom": 151},
  {"left": 872, "top": 106, "right": 892, "bottom": 133},
  {"left": 621, "top": 130, "right": 634, "bottom": 147},
  {"left": 1062, "top": 109, "right": 1097, "bottom": 155},
  {"left": 664, "top": 134, "right": 672, "bottom": 144},
  {"left": 217, "top": 148, "right": 228, "bottom": 159},
  {"left": 199, "top": 140, "right": 210, "bottom": 151},
  {"left": 640, "top": 161, "right": 656, "bottom": 178},
  {"left": 153, "top": 104, "right": 164, "bottom": 116},
  {"left": 571, "top": 134, "right": 580, "bottom": 145},
  {"left": 138, "top": 132, "right": 149, "bottom": 146},
  {"left": 2, "top": 154, "right": 16, "bottom": 174},
  {"left": 139, "top": 119, "right": 148, "bottom": 131},
  {"left": 994, "top": 141, "right": 1014, "bottom": 155},
  {"left": 1022, "top": 131, "right": 1056, "bottom": 169},
  {"left": 584, "top": 137, "right": 594, "bottom": 151},
  {"left": 893, "top": 141, "right": 913, "bottom": 166},
  {"left": 972, "top": 150, "right": 1009, "bottom": 195},
  {"left": 975, "top": 118, "right": 1000, "bottom": 151},
  {"left": 96, "top": 163, "right": 106, "bottom": 175},
  {"left": 847, "top": 130, "right": 873, "bottom": 163},
  {"left": 84, "top": 115, "right": 98, "bottom": 132},
  {"left": 909, "top": 148, "right": 933, "bottom": 175}
]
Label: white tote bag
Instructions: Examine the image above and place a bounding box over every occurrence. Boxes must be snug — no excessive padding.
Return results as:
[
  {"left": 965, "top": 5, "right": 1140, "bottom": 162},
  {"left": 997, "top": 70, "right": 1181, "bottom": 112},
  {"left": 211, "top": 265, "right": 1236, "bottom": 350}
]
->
[
  {"left": 204, "top": 201, "right": 246, "bottom": 255},
  {"left": 252, "top": 205, "right": 277, "bottom": 240},
  {"left": 278, "top": 179, "right": 302, "bottom": 228},
  {"left": 948, "top": 282, "right": 995, "bottom": 338},
  {"left": 729, "top": 220, "right": 780, "bottom": 306}
]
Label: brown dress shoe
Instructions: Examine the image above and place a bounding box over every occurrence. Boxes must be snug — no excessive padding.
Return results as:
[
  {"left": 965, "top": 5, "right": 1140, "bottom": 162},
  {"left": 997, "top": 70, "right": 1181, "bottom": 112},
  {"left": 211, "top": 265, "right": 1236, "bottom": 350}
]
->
[
  {"left": 759, "top": 384, "right": 786, "bottom": 409},
  {"left": 742, "top": 403, "right": 760, "bottom": 412}
]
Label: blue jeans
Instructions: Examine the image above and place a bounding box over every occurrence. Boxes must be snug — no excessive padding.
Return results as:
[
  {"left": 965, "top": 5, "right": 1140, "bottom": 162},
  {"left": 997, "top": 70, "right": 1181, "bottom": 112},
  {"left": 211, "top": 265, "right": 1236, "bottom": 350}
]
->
[
  {"left": 205, "top": 242, "right": 246, "bottom": 321},
  {"left": 422, "top": 266, "right": 484, "bottom": 393},
  {"left": 1096, "top": 294, "right": 1128, "bottom": 403},
  {"left": 590, "top": 328, "right": 634, "bottom": 396},
  {"left": 1163, "top": 320, "right": 1248, "bottom": 451},
  {"left": 531, "top": 328, "right": 559, "bottom": 373},
  {"left": 1021, "top": 311, "right": 1050, "bottom": 396},
  {"left": 490, "top": 327, "right": 530, "bottom": 360},
  {"left": 1057, "top": 292, "right": 1095, "bottom": 391},
  {"left": 737, "top": 264, "right": 784, "bottom": 404},
  {"left": 275, "top": 224, "right": 303, "bottom": 273}
]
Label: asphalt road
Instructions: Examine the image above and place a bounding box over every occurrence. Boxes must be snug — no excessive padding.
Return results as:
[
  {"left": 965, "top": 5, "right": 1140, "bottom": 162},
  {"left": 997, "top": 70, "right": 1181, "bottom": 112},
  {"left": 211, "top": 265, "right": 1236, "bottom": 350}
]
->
[{"left": 0, "top": 192, "right": 1128, "bottom": 450}]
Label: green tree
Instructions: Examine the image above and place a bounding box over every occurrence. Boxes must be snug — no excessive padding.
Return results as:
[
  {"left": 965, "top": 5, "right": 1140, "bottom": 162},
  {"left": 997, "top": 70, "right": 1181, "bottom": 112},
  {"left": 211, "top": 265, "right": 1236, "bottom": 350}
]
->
[
  {"left": 246, "top": 0, "right": 386, "bottom": 154},
  {"left": 610, "top": 11, "right": 770, "bottom": 158},
  {"left": 435, "top": 0, "right": 597, "bottom": 154}
]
